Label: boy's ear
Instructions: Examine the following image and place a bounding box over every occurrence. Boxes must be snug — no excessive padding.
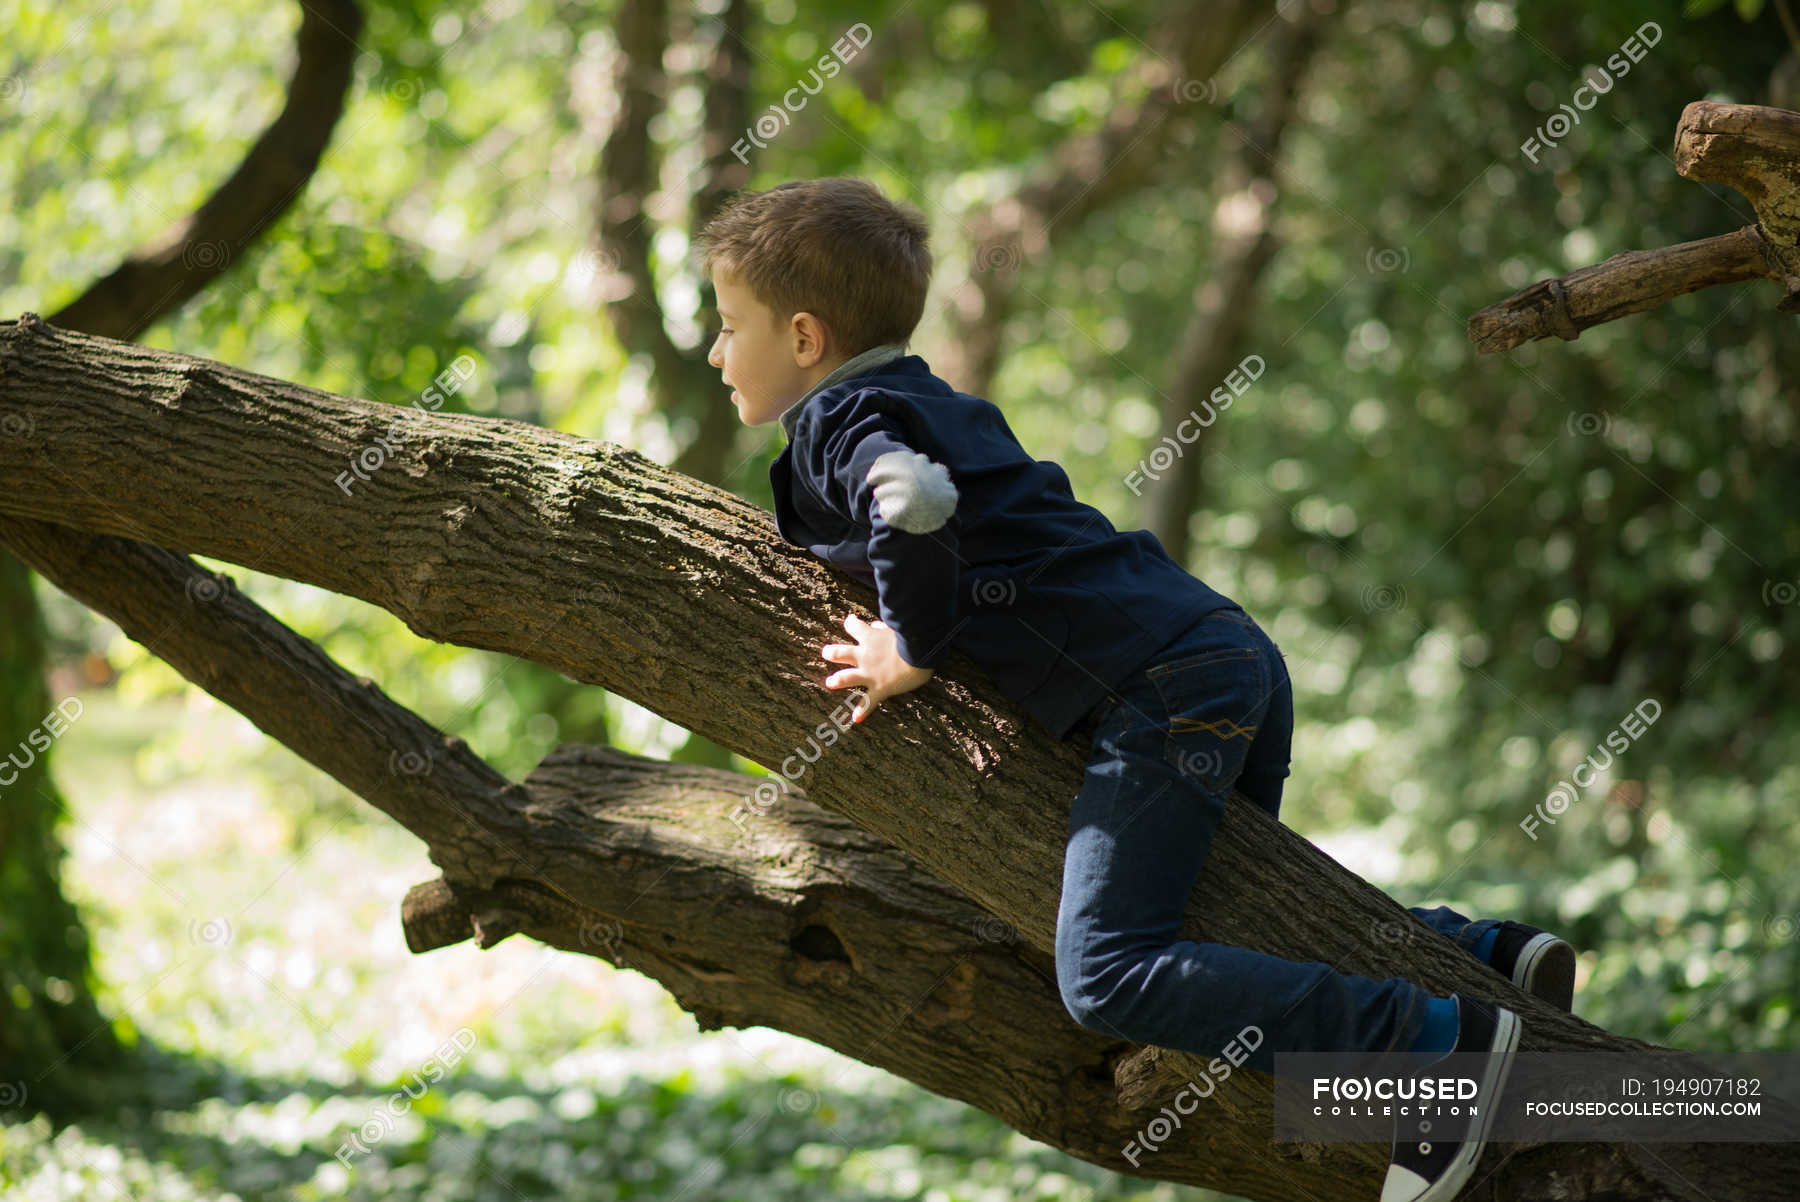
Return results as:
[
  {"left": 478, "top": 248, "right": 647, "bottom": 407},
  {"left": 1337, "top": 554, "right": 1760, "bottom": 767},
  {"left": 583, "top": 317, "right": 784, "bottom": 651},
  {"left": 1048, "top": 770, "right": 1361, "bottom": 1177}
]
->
[{"left": 789, "top": 310, "right": 834, "bottom": 368}]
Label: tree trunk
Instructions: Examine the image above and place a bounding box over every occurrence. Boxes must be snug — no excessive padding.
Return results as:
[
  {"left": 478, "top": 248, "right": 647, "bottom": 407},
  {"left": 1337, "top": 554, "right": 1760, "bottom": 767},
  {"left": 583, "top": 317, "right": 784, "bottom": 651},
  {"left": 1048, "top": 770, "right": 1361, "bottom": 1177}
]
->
[
  {"left": 935, "top": 0, "right": 1269, "bottom": 398},
  {"left": 590, "top": 0, "right": 751, "bottom": 497},
  {"left": 1, "top": 315, "right": 1795, "bottom": 1199},
  {"left": 1142, "top": 6, "right": 1324, "bottom": 564},
  {"left": 0, "top": 0, "right": 365, "bottom": 1118},
  {"left": 589, "top": 0, "right": 752, "bottom": 771},
  {"left": 0, "top": 554, "right": 129, "bottom": 1118}
]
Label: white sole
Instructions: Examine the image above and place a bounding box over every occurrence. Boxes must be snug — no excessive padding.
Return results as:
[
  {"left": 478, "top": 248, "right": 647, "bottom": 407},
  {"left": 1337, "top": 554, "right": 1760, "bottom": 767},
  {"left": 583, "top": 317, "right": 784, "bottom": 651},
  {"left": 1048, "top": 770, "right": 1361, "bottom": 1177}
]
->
[
  {"left": 1426, "top": 1007, "right": 1521, "bottom": 1202},
  {"left": 1511, "top": 931, "right": 1576, "bottom": 1006}
]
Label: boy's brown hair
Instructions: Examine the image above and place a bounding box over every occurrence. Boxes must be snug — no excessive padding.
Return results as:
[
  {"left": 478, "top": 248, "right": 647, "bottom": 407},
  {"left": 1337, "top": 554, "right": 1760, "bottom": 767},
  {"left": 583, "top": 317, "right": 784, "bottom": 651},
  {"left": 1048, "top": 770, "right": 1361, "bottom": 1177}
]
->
[{"left": 694, "top": 177, "right": 932, "bottom": 357}]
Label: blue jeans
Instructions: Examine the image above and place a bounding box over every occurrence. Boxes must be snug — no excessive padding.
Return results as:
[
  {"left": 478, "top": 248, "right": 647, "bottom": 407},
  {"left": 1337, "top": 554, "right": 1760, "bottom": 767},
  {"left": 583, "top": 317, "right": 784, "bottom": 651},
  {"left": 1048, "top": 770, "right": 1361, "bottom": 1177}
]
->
[{"left": 1053, "top": 605, "right": 1498, "bottom": 1074}]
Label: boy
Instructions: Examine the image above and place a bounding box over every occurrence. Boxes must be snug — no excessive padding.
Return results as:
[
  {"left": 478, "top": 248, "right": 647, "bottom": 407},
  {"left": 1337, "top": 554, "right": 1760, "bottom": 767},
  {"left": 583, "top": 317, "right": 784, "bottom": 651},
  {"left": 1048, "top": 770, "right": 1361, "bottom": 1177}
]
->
[{"left": 695, "top": 177, "right": 1577, "bottom": 1202}]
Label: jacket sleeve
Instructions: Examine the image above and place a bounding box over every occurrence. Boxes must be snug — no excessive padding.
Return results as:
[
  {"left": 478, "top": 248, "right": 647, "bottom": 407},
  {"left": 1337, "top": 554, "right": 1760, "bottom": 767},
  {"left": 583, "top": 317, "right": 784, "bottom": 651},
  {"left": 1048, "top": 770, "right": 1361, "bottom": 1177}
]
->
[{"left": 813, "top": 397, "right": 962, "bottom": 670}]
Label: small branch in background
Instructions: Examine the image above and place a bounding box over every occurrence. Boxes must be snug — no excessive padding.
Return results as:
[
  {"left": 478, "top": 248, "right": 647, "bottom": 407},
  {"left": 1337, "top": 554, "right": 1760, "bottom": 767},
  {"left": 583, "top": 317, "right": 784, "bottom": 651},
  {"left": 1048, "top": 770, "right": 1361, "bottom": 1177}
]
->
[
  {"left": 1468, "top": 100, "right": 1800, "bottom": 353},
  {"left": 48, "top": 0, "right": 364, "bottom": 340},
  {"left": 1775, "top": 0, "right": 1800, "bottom": 58}
]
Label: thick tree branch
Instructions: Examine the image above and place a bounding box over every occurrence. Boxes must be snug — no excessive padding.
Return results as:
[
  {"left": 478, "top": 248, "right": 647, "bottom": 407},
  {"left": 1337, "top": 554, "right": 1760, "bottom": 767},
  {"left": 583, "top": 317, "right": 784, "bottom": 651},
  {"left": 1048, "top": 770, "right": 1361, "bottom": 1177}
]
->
[
  {"left": 0, "top": 315, "right": 1670, "bottom": 1020},
  {"left": 0, "top": 496, "right": 1362, "bottom": 1197},
  {"left": 395, "top": 742, "right": 1699, "bottom": 1202},
  {"left": 0, "top": 513, "right": 544, "bottom": 895},
  {"left": 398, "top": 741, "right": 1790, "bottom": 1202},
  {"left": 1678, "top": 99, "right": 1800, "bottom": 249},
  {"left": 1469, "top": 101, "right": 1800, "bottom": 353},
  {"left": 46, "top": 0, "right": 363, "bottom": 341},
  {"left": 3, "top": 317, "right": 1795, "bottom": 1198},
  {"left": 0, "top": 314, "right": 1573, "bottom": 1006},
  {"left": 0, "top": 457, "right": 1347, "bottom": 1196}
]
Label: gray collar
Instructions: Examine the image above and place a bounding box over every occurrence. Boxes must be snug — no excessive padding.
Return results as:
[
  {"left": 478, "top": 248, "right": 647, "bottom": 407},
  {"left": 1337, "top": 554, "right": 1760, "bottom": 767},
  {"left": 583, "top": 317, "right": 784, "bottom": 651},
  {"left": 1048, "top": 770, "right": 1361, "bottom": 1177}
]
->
[{"left": 777, "top": 342, "right": 908, "bottom": 440}]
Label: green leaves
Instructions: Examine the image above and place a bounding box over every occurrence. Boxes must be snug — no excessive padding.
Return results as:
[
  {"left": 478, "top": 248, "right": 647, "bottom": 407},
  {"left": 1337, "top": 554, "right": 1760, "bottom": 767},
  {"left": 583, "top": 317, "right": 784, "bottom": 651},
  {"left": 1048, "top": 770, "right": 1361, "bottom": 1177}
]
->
[{"left": 1682, "top": 0, "right": 1766, "bottom": 20}]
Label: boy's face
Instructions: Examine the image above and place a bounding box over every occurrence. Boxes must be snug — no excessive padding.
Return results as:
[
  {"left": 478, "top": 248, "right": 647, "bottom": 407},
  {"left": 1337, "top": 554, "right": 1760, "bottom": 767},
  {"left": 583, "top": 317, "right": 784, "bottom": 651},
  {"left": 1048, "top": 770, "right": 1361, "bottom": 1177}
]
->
[{"left": 707, "top": 267, "right": 839, "bottom": 427}]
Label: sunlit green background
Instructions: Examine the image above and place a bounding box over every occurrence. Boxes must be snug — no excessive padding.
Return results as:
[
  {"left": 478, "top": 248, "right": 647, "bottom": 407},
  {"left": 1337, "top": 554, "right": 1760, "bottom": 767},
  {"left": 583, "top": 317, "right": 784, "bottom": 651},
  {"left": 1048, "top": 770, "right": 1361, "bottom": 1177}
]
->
[{"left": 3, "top": 0, "right": 1798, "bottom": 1197}]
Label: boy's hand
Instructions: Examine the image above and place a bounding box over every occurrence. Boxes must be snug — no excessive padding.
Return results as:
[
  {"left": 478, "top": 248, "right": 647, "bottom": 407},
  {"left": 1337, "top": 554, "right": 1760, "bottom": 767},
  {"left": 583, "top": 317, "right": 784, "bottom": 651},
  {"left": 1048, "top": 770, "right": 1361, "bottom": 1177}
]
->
[{"left": 822, "top": 612, "right": 935, "bottom": 724}]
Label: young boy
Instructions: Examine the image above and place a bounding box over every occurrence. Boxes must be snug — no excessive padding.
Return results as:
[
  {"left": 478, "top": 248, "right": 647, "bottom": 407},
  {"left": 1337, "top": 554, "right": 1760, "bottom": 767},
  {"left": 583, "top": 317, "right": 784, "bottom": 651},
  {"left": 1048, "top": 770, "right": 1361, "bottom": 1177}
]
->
[{"left": 695, "top": 177, "right": 1577, "bottom": 1202}]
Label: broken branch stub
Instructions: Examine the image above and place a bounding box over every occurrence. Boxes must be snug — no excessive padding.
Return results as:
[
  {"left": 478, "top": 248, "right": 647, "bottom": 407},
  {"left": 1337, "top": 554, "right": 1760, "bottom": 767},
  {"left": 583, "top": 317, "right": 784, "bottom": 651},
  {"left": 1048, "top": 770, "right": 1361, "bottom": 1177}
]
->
[{"left": 1468, "top": 100, "right": 1800, "bottom": 352}]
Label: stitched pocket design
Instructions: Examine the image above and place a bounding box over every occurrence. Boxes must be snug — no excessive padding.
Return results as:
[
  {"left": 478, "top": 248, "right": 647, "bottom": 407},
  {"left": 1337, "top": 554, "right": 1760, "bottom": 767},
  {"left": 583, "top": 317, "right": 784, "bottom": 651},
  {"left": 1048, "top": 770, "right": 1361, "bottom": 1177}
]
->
[{"left": 1145, "top": 645, "right": 1264, "bottom": 793}]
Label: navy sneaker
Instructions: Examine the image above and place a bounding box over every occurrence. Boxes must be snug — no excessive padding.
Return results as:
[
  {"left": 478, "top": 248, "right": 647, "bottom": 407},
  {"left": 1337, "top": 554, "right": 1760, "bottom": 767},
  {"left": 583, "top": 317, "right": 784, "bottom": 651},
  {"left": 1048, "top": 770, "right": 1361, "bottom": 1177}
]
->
[
  {"left": 1487, "top": 922, "right": 1576, "bottom": 1012},
  {"left": 1381, "top": 995, "right": 1521, "bottom": 1202}
]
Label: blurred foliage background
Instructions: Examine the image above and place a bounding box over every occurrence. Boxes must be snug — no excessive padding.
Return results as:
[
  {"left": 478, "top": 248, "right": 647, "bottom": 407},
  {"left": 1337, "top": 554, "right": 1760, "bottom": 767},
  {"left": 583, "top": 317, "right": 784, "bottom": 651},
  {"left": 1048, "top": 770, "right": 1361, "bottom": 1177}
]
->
[{"left": 2, "top": 0, "right": 1798, "bottom": 1197}]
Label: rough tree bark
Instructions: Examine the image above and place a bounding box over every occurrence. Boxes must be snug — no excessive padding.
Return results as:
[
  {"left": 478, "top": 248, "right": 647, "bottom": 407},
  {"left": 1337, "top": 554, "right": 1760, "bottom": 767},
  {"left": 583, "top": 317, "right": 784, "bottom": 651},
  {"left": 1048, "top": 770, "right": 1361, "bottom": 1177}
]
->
[
  {"left": 1468, "top": 101, "right": 1800, "bottom": 354},
  {"left": 2, "top": 316, "right": 1794, "bottom": 1199}
]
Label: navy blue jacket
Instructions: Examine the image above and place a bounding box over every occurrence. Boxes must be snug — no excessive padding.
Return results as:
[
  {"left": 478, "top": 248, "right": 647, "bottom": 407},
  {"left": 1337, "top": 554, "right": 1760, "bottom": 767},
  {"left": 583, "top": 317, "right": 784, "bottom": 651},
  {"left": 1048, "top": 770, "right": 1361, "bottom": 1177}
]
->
[{"left": 769, "top": 352, "right": 1239, "bottom": 741}]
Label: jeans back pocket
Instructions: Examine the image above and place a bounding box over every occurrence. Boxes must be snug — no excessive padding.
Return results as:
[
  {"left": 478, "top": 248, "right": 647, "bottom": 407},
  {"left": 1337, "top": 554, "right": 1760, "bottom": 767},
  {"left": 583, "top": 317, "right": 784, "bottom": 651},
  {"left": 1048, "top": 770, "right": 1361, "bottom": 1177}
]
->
[{"left": 1144, "top": 638, "right": 1267, "bottom": 796}]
